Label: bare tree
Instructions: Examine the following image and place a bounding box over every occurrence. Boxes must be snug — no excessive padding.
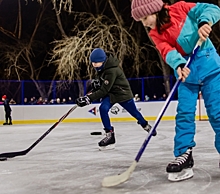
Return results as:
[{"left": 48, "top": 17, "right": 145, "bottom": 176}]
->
[
  {"left": 27, "top": 0, "right": 73, "bottom": 13},
  {"left": 49, "top": 11, "right": 152, "bottom": 94},
  {"left": 1, "top": 0, "right": 218, "bottom": 101},
  {"left": 0, "top": 0, "right": 56, "bottom": 99},
  {"left": 0, "top": 0, "right": 78, "bottom": 100}
]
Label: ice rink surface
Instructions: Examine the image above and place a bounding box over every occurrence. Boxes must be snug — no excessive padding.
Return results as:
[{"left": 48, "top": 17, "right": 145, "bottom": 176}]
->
[{"left": 0, "top": 121, "right": 219, "bottom": 194}]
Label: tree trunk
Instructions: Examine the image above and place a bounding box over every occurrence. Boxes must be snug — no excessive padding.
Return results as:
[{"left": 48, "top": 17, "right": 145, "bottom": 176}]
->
[
  {"left": 17, "top": 0, "right": 22, "bottom": 39},
  {"left": 54, "top": 3, "right": 67, "bottom": 38},
  {"left": 108, "top": 0, "right": 126, "bottom": 67}
]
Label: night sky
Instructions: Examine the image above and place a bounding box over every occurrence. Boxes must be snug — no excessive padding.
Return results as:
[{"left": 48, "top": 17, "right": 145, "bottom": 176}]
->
[{"left": 0, "top": 0, "right": 219, "bottom": 80}]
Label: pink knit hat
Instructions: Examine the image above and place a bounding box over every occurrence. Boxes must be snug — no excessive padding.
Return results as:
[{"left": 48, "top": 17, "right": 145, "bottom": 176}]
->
[{"left": 131, "top": 0, "right": 164, "bottom": 21}]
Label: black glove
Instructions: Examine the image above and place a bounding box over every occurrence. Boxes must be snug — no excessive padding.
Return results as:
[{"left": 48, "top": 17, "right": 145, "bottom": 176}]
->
[
  {"left": 76, "top": 96, "right": 91, "bottom": 107},
  {"left": 91, "top": 79, "right": 101, "bottom": 91}
]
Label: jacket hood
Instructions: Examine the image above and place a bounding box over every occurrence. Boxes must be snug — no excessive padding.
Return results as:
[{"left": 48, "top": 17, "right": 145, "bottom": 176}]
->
[{"left": 104, "top": 54, "right": 119, "bottom": 70}]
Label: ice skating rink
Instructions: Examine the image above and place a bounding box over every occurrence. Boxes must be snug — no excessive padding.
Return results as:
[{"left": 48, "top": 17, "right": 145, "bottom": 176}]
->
[{"left": 0, "top": 121, "right": 219, "bottom": 194}]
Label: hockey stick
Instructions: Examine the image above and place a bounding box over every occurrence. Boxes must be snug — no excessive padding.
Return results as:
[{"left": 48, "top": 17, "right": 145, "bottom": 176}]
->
[
  {"left": 0, "top": 104, "right": 78, "bottom": 159},
  {"left": 102, "top": 38, "right": 204, "bottom": 187}
]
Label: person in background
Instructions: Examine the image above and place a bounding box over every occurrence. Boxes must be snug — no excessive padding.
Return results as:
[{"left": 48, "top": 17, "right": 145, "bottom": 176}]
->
[
  {"left": 76, "top": 48, "right": 157, "bottom": 151},
  {"left": 61, "top": 98, "right": 66, "bottom": 104},
  {"left": 2, "top": 95, "right": 12, "bottom": 125},
  {"left": 67, "top": 97, "right": 74, "bottom": 104},
  {"left": 24, "top": 97, "right": 29, "bottom": 105},
  {"left": 32, "top": 96, "right": 37, "bottom": 104},
  {"left": 144, "top": 94, "right": 150, "bottom": 101},
  {"left": 43, "top": 98, "right": 49, "bottom": 104},
  {"left": 28, "top": 97, "right": 37, "bottom": 105},
  {"left": 9, "top": 98, "right": 16, "bottom": 104},
  {"left": 50, "top": 99, "right": 55, "bottom": 104},
  {"left": 37, "top": 97, "right": 43, "bottom": 105},
  {"left": 159, "top": 93, "right": 167, "bottom": 101},
  {"left": 151, "top": 94, "right": 157, "bottom": 101},
  {"left": 56, "top": 98, "right": 61, "bottom": 104},
  {"left": 133, "top": 94, "right": 140, "bottom": 102}
]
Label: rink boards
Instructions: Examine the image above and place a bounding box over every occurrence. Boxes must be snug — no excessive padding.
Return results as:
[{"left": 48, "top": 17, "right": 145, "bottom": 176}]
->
[{"left": 0, "top": 100, "right": 208, "bottom": 124}]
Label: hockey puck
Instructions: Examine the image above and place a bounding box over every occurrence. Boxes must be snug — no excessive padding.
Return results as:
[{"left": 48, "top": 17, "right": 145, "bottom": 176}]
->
[
  {"left": 90, "top": 132, "right": 102, "bottom": 135},
  {"left": 0, "top": 157, "right": 7, "bottom": 161}
]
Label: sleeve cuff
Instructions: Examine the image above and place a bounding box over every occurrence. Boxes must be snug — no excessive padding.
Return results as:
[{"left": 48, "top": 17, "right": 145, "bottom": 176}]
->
[
  {"left": 175, "top": 63, "right": 185, "bottom": 70},
  {"left": 198, "top": 21, "right": 209, "bottom": 29}
]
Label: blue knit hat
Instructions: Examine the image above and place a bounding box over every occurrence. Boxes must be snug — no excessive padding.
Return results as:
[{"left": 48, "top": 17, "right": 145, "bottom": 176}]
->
[{"left": 90, "top": 48, "right": 107, "bottom": 63}]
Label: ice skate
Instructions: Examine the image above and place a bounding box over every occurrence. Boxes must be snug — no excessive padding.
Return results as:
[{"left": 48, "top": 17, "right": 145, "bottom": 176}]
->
[
  {"left": 139, "top": 121, "right": 157, "bottom": 136},
  {"left": 166, "top": 148, "right": 194, "bottom": 181},
  {"left": 3, "top": 122, "right": 8, "bottom": 125},
  {"left": 143, "top": 123, "right": 157, "bottom": 136},
  {"left": 98, "top": 129, "right": 115, "bottom": 151}
]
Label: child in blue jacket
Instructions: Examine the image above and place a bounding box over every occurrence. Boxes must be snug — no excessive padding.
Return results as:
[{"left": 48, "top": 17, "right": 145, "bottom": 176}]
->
[{"left": 131, "top": 0, "right": 220, "bottom": 181}]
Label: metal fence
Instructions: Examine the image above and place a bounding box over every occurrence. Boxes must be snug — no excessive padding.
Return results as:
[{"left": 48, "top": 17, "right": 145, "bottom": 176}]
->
[{"left": 0, "top": 76, "right": 176, "bottom": 105}]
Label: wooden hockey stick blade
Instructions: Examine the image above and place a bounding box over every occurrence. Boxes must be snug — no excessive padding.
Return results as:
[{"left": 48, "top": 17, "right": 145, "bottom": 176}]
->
[{"left": 102, "top": 161, "right": 137, "bottom": 187}]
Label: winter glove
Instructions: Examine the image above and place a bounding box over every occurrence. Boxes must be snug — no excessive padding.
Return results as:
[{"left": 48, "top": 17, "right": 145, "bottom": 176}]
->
[
  {"left": 91, "top": 79, "right": 101, "bottom": 91},
  {"left": 76, "top": 96, "right": 91, "bottom": 107}
]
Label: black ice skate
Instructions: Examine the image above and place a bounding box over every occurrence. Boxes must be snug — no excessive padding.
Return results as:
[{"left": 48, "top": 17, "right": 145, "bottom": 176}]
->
[
  {"left": 166, "top": 148, "right": 194, "bottom": 181},
  {"left": 143, "top": 123, "right": 157, "bottom": 136},
  {"left": 3, "top": 122, "right": 8, "bottom": 125},
  {"left": 138, "top": 121, "right": 157, "bottom": 136},
  {"left": 98, "top": 128, "right": 115, "bottom": 151}
]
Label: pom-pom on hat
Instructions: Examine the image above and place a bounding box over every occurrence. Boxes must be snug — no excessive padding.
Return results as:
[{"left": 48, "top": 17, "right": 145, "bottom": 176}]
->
[
  {"left": 2, "top": 95, "right": 6, "bottom": 99},
  {"left": 90, "top": 48, "right": 107, "bottom": 63},
  {"left": 131, "top": 0, "right": 164, "bottom": 21}
]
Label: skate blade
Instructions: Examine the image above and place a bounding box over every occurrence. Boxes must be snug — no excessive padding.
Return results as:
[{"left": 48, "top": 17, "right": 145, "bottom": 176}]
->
[
  {"left": 99, "top": 144, "right": 115, "bottom": 151},
  {"left": 168, "top": 168, "right": 194, "bottom": 182}
]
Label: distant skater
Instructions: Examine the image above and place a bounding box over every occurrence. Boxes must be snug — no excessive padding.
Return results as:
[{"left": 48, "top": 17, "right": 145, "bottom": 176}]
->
[{"left": 2, "top": 95, "right": 12, "bottom": 125}]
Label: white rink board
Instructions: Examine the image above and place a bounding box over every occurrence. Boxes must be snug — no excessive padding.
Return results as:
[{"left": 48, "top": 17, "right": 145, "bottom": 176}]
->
[{"left": 0, "top": 100, "right": 207, "bottom": 123}]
